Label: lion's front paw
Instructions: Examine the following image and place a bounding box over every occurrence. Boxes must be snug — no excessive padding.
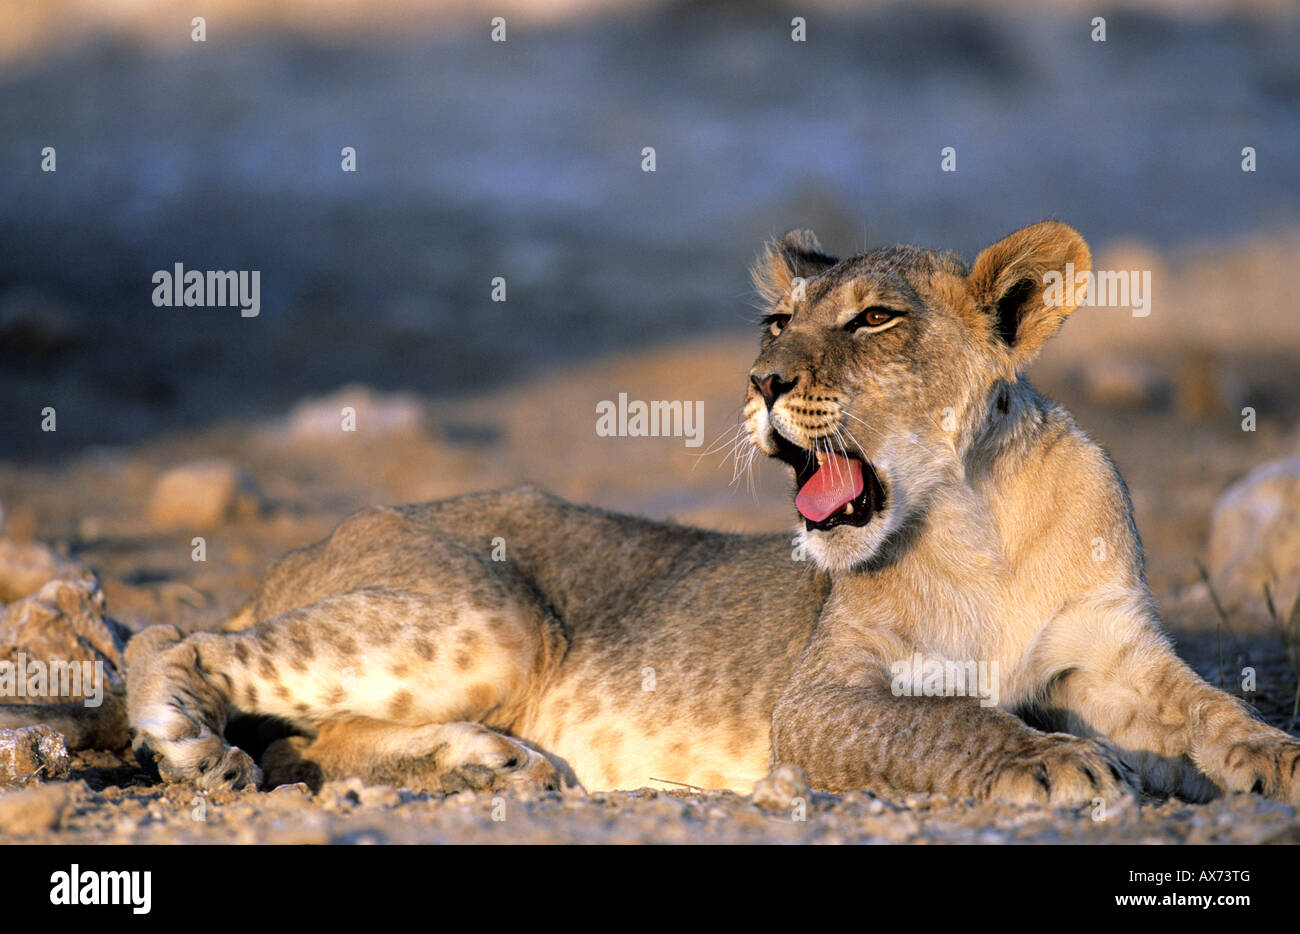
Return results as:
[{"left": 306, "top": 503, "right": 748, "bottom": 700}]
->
[
  {"left": 169, "top": 738, "right": 261, "bottom": 791},
  {"left": 988, "top": 735, "right": 1139, "bottom": 807},
  {"left": 1210, "top": 735, "right": 1300, "bottom": 803},
  {"left": 134, "top": 726, "right": 263, "bottom": 791}
]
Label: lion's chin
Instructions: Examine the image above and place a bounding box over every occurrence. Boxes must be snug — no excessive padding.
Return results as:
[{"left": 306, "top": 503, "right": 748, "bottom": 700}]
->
[{"left": 796, "top": 513, "right": 885, "bottom": 571}]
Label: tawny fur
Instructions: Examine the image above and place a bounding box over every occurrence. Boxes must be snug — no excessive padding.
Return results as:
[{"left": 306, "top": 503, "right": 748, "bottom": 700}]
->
[{"left": 119, "top": 221, "right": 1300, "bottom": 806}]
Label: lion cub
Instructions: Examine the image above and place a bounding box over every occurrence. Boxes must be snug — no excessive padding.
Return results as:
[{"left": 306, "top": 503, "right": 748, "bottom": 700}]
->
[{"left": 125, "top": 222, "right": 1300, "bottom": 806}]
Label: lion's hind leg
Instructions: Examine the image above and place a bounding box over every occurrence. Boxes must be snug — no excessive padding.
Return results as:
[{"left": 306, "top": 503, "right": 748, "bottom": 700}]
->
[
  {"left": 262, "top": 719, "right": 563, "bottom": 793},
  {"left": 127, "top": 585, "right": 567, "bottom": 792}
]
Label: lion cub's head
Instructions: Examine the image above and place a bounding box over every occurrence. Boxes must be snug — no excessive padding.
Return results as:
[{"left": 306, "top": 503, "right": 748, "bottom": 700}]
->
[{"left": 745, "top": 221, "right": 1092, "bottom": 572}]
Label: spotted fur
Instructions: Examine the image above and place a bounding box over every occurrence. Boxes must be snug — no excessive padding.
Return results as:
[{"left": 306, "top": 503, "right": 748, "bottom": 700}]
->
[{"left": 124, "top": 222, "right": 1300, "bottom": 805}]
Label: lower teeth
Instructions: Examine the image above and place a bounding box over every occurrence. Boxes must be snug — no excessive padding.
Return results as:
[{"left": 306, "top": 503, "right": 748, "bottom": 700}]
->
[{"left": 844, "top": 502, "right": 854, "bottom": 515}]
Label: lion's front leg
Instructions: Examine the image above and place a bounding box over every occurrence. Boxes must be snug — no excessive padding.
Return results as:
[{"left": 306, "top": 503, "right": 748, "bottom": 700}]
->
[
  {"left": 770, "top": 642, "right": 1139, "bottom": 806},
  {"left": 1036, "top": 601, "right": 1300, "bottom": 803}
]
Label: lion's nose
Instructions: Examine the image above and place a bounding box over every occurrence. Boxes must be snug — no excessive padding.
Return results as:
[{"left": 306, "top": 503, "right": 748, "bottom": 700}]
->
[{"left": 750, "top": 372, "right": 797, "bottom": 408}]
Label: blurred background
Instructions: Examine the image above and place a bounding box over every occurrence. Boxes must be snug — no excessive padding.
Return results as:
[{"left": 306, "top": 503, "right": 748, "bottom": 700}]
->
[{"left": 0, "top": 0, "right": 1297, "bottom": 640}]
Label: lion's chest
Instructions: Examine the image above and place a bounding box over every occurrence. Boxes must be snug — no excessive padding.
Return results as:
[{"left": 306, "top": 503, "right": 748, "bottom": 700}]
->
[{"left": 860, "top": 557, "right": 1056, "bottom": 709}]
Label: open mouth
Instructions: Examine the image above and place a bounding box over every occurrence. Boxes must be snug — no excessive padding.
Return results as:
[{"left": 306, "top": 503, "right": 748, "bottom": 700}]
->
[{"left": 771, "top": 433, "right": 886, "bottom": 531}]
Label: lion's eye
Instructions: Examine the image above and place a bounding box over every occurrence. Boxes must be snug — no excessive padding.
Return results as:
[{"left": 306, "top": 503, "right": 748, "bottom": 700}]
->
[
  {"left": 763, "top": 313, "right": 791, "bottom": 337},
  {"left": 846, "top": 306, "right": 900, "bottom": 332}
]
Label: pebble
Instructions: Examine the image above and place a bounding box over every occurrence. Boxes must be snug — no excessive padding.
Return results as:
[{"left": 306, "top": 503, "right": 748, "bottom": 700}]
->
[
  {"left": 283, "top": 386, "right": 426, "bottom": 442},
  {"left": 271, "top": 782, "right": 312, "bottom": 797},
  {"left": 148, "top": 459, "right": 260, "bottom": 531},
  {"left": 0, "top": 725, "right": 70, "bottom": 782},
  {"left": 751, "top": 763, "right": 810, "bottom": 812}
]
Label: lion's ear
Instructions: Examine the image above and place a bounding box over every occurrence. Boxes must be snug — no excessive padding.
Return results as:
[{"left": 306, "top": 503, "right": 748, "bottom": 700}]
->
[
  {"left": 967, "top": 221, "right": 1091, "bottom": 363},
  {"left": 752, "top": 229, "right": 838, "bottom": 304}
]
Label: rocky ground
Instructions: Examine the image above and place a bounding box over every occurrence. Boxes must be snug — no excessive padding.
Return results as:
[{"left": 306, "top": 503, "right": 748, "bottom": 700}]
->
[{"left": 2, "top": 766, "right": 1298, "bottom": 844}]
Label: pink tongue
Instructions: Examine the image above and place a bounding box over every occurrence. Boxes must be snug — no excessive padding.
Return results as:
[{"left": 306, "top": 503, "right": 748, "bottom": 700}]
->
[{"left": 795, "top": 453, "right": 864, "bottom": 522}]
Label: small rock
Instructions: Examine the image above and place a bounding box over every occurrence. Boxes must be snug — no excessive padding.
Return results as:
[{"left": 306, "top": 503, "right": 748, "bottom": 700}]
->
[
  {"left": 0, "top": 783, "right": 72, "bottom": 834},
  {"left": 317, "top": 776, "right": 365, "bottom": 810},
  {"left": 148, "top": 460, "right": 260, "bottom": 531},
  {"left": 0, "top": 572, "right": 130, "bottom": 749},
  {"left": 751, "top": 763, "right": 810, "bottom": 812},
  {"left": 1206, "top": 456, "right": 1300, "bottom": 622},
  {"left": 0, "top": 725, "right": 70, "bottom": 782},
  {"left": 284, "top": 385, "right": 427, "bottom": 442},
  {"left": 270, "top": 782, "right": 312, "bottom": 797},
  {"left": 0, "top": 574, "right": 126, "bottom": 673}
]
